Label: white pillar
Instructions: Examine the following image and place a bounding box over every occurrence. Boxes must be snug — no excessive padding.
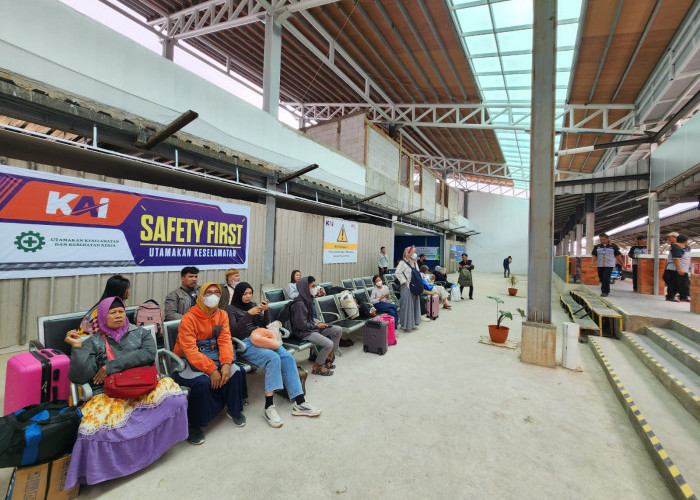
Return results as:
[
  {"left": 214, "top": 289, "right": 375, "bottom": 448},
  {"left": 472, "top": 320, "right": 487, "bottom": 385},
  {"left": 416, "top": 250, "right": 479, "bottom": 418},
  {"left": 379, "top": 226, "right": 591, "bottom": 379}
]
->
[{"left": 575, "top": 223, "right": 583, "bottom": 256}]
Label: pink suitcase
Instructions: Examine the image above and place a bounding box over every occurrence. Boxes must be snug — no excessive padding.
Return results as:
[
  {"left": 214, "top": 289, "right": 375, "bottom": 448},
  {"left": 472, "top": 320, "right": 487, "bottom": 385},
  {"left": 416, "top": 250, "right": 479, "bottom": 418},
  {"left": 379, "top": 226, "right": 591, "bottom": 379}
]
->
[
  {"left": 4, "top": 349, "right": 71, "bottom": 415},
  {"left": 378, "top": 314, "right": 396, "bottom": 345},
  {"left": 426, "top": 294, "right": 439, "bottom": 320}
]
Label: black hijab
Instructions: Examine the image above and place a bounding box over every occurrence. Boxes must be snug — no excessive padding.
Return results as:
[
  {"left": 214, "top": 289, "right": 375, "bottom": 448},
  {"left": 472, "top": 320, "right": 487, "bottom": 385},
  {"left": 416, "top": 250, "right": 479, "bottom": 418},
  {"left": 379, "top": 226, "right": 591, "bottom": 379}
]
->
[
  {"left": 232, "top": 282, "right": 255, "bottom": 311},
  {"left": 294, "top": 276, "right": 315, "bottom": 321}
]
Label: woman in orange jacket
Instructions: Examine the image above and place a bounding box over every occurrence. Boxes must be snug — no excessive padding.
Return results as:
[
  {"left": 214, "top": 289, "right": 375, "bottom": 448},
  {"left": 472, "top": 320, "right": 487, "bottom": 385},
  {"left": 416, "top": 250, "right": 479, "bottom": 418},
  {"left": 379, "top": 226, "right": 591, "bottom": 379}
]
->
[{"left": 173, "top": 282, "right": 248, "bottom": 445}]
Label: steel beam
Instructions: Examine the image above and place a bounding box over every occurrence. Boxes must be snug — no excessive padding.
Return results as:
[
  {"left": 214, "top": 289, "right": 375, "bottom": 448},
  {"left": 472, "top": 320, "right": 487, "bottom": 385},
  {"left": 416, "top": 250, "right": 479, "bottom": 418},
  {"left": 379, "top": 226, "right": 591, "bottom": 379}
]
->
[
  {"left": 262, "top": 12, "right": 282, "bottom": 118},
  {"left": 286, "top": 102, "right": 640, "bottom": 135}
]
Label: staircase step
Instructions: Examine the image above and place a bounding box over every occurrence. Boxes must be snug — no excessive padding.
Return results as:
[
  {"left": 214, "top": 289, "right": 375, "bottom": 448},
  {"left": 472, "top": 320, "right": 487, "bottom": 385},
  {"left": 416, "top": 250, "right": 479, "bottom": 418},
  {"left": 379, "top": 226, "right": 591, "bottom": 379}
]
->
[
  {"left": 589, "top": 337, "right": 700, "bottom": 499},
  {"left": 645, "top": 327, "right": 700, "bottom": 377},
  {"left": 669, "top": 320, "right": 700, "bottom": 345},
  {"left": 621, "top": 332, "right": 700, "bottom": 423}
]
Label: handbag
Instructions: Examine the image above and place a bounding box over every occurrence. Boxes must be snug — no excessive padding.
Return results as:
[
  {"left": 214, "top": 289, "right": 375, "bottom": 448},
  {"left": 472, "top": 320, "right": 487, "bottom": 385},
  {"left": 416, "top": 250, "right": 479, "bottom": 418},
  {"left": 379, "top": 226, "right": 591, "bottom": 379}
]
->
[
  {"left": 101, "top": 334, "right": 159, "bottom": 399},
  {"left": 0, "top": 401, "right": 81, "bottom": 467}
]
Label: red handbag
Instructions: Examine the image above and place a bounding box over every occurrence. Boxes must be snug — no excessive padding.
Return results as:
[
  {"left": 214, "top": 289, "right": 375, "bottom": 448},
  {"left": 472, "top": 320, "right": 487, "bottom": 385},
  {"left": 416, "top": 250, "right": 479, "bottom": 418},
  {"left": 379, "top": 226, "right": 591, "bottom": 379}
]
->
[{"left": 101, "top": 334, "right": 159, "bottom": 399}]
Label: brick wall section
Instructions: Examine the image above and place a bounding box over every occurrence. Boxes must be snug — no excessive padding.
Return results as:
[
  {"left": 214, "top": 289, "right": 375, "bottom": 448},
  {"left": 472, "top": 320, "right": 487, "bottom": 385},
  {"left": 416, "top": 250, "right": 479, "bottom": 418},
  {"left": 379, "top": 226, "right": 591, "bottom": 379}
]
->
[
  {"left": 303, "top": 114, "right": 367, "bottom": 164},
  {"left": 637, "top": 257, "right": 666, "bottom": 295},
  {"left": 579, "top": 256, "right": 600, "bottom": 285},
  {"left": 691, "top": 274, "right": 700, "bottom": 313}
]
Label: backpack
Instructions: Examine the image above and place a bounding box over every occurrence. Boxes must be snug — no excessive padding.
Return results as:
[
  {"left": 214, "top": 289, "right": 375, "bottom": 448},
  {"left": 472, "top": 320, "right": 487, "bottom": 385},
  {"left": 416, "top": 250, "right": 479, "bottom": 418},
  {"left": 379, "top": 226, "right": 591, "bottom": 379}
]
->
[
  {"left": 134, "top": 299, "right": 165, "bottom": 346},
  {"left": 407, "top": 262, "right": 424, "bottom": 295},
  {"left": 358, "top": 302, "right": 376, "bottom": 319},
  {"left": 277, "top": 301, "right": 294, "bottom": 333}
]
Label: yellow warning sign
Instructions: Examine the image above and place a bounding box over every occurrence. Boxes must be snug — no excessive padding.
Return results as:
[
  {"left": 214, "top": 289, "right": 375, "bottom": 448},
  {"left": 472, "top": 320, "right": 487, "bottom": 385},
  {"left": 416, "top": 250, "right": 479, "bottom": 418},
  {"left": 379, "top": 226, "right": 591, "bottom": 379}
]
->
[{"left": 337, "top": 225, "right": 348, "bottom": 242}]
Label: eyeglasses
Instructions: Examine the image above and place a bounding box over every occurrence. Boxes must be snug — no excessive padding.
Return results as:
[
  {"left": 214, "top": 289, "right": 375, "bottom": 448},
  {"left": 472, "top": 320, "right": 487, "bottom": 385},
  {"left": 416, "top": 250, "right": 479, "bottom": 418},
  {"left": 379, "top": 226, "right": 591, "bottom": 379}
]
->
[{"left": 203, "top": 290, "right": 222, "bottom": 297}]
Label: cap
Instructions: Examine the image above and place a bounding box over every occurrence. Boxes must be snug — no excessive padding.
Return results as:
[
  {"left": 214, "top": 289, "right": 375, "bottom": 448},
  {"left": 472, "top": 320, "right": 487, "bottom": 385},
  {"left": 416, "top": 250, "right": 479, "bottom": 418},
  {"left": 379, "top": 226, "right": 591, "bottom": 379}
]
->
[
  {"left": 435, "top": 265, "right": 442, "bottom": 271},
  {"left": 667, "top": 232, "right": 679, "bottom": 238},
  {"left": 677, "top": 234, "right": 688, "bottom": 243}
]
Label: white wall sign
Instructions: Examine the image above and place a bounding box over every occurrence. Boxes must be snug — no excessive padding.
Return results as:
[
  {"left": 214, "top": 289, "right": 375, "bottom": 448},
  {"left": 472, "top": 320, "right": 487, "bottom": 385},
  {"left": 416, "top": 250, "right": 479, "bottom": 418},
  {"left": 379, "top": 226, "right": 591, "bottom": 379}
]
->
[{"left": 323, "top": 217, "right": 358, "bottom": 264}]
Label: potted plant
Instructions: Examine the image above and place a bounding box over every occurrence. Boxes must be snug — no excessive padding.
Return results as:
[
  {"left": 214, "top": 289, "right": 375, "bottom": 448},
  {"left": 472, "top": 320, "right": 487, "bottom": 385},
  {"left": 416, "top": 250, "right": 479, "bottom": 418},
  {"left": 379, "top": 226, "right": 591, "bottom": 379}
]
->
[
  {"left": 507, "top": 274, "right": 518, "bottom": 296},
  {"left": 486, "top": 296, "right": 525, "bottom": 343}
]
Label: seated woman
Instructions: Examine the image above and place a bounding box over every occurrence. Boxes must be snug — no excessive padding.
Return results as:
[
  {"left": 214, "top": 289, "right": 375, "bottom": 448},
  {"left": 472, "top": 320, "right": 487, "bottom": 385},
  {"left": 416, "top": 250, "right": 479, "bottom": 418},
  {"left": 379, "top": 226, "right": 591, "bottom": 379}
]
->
[
  {"left": 370, "top": 274, "right": 399, "bottom": 327},
  {"left": 227, "top": 282, "right": 321, "bottom": 428},
  {"left": 290, "top": 276, "right": 341, "bottom": 376},
  {"left": 420, "top": 265, "right": 451, "bottom": 310},
  {"left": 78, "top": 274, "right": 131, "bottom": 335},
  {"left": 432, "top": 266, "right": 455, "bottom": 289},
  {"left": 283, "top": 270, "right": 302, "bottom": 300},
  {"left": 172, "top": 282, "right": 248, "bottom": 445},
  {"left": 64, "top": 297, "right": 188, "bottom": 488}
]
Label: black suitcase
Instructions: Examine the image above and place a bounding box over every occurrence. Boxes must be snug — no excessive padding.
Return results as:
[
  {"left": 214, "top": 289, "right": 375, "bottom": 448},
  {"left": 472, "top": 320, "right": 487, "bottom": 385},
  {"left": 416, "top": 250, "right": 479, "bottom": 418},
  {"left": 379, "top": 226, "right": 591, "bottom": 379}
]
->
[{"left": 363, "top": 320, "right": 388, "bottom": 355}]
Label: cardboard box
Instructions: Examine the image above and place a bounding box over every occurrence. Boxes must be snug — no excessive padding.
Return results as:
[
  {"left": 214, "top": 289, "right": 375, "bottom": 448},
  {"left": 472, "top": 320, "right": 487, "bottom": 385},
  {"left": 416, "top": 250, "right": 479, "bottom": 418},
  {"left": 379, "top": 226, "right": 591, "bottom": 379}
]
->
[{"left": 6, "top": 455, "right": 79, "bottom": 500}]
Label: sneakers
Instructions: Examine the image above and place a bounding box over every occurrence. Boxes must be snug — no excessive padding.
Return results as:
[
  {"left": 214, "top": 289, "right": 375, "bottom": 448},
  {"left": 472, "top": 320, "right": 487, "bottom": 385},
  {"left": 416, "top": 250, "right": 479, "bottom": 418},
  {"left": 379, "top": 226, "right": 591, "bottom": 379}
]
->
[
  {"left": 264, "top": 405, "right": 283, "bottom": 428},
  {"left": 601, "top": 293, "right": 609, "bottom": 297},
  {"left": 292, "top": 401, "right": 322, "bottom": 417},
  {"left": 187, "top": 426, "right": 205, "bottom": 445},
  {"left": 666, "top": 298, "right": 680, "bottom": 302},
  {"left": 679, "top": 299, "right": 691, "bottom": 303},
  {"left": 226, "top": 412, "right": 247, "bottom": 427}
]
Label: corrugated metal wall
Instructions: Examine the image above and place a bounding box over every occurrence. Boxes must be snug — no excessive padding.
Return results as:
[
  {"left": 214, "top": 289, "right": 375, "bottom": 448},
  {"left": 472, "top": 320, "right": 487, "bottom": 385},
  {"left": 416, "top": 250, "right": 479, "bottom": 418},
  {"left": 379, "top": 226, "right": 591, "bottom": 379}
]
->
[
  {"left": 0, "top": 160, "right": 267, "bottom": 349},
  {"left": 273, "top": 207, "right": 392, "bottom": 289}
]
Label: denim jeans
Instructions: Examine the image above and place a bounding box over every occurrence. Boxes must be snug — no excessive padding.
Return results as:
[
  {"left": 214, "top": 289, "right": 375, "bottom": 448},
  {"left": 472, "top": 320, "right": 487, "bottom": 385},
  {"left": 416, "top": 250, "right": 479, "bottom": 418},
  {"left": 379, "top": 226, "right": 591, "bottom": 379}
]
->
[{"left": 241, "top": 338, "right": 302, "bottom": 400}]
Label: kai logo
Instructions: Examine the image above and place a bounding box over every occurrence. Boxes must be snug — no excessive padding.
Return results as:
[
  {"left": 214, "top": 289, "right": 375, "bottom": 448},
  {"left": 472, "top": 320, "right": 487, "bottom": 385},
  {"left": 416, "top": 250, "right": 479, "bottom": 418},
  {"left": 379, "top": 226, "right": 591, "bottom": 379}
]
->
[
  {"left": 45, "top": 191, "right": 109, "bottom": 218},
  {"left": 337, "top": 225, "right": 348, "bottom": 243}
]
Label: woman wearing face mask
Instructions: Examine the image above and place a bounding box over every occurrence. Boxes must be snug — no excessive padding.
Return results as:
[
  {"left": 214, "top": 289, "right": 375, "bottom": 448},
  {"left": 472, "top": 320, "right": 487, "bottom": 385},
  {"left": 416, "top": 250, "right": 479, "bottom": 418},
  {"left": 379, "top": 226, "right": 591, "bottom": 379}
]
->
[
  {"left": 290, "top": 277, "right": 341, "bottom": 376},
  {"left": 394, "top": 246, "right": 422, "bottom": 331},
  {"left": 172, "top": 283, "right": 248, "bottom": 445},
  {"left": 227, "top": 282, "right": 321, "bottom": 428},
  {"left": 370, "top": 274, "right": 399, "bottom": 326}
]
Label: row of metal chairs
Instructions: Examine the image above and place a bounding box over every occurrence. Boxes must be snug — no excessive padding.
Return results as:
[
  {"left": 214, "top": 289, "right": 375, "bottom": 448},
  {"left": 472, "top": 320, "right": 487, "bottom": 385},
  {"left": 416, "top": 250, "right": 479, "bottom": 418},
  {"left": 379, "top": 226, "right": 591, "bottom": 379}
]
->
[{"left": 264, "top": 275, "right": 397, "bottom": 304}]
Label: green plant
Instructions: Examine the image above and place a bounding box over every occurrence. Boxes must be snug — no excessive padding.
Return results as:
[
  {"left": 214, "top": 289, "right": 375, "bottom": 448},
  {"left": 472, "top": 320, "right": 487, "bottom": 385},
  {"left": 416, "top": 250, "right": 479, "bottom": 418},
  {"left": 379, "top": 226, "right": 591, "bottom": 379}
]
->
[
  {"left": 507, "top": 274, "right": 518, "bottom": 287},
  {"left": 487, "top": 295, "right": 526, "bottom": 327}
]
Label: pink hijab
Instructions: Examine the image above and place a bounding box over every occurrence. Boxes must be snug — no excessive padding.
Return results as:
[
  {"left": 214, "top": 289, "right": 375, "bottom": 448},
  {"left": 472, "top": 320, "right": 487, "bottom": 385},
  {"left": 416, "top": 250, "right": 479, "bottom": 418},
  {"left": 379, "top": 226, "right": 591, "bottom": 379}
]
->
[
  {"left": 403, "top": 245, "right": 417, "bottom": 265},
  {"left": 97, "top": 296, "right": 129, "bottom": 343}
]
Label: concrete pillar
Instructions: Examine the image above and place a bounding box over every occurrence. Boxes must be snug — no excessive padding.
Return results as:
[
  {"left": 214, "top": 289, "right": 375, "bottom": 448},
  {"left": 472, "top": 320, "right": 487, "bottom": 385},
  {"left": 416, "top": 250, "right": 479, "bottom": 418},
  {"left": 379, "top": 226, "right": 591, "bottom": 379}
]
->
[
  {"left": 161, "top": 38, "right": 175, "bottom": 61},
  {"left": 563, "top": 236, "right": 569, "bottom": 256},
  {"left": 575, "top": 223, "right": 583, "bottom": 255},
  {"left": 522, "top": 0, "right": 557, "bottom": 368},
  {"left": 569, "top": 230, "right": 576, "bottom": 255},
  {"left": 585, "top": 193, "right": 595, "bottom": 254},
  {"left": 262, "top": 13, "right": 282, "bottom": 119},
  {"left": 263, "top": 179, "right": 276, "bottom": 285},
  {"left": 648, "top": 192, "right": 660, "bottom": 295}
]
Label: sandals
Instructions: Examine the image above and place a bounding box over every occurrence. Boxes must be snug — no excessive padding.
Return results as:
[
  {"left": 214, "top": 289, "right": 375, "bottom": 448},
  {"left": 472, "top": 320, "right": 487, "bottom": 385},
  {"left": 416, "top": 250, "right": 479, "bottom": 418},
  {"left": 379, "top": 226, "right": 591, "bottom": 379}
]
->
[
  {"left": 325, "top": 360, "right": 336, "bottom": 369},
  {"left": 312, "top": 366, "right": 334, "bottom": 376}
]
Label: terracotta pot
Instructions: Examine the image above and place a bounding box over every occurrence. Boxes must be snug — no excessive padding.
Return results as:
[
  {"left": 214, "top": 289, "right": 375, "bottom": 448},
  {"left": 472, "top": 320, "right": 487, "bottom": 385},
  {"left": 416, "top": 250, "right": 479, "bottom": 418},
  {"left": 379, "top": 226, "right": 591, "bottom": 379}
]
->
[
  {"left": 488, "top": 325, "right": 509, "bottom": 343},
  {"left": 508, "top": 288, "right": 517, "bottom": 296}
]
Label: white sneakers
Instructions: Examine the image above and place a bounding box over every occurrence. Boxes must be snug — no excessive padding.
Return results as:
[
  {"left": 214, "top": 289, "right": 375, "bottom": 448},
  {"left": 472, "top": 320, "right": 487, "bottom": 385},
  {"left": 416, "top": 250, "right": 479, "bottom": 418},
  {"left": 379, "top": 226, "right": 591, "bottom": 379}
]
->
[
  {"left": 264, "top": 405, "right": 283, "bottom": 428},
  {"left": 264, "top": 402, "right": 322, "bottom": 427}
]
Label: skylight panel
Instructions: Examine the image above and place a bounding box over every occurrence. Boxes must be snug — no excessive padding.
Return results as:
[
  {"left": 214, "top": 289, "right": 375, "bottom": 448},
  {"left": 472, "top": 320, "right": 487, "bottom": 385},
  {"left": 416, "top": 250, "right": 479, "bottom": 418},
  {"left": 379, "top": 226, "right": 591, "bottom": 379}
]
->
[
  {"left": 557, "top": 0, "right": 583, "bottom": 21},
  {"left": 508, "top": 89, "right": 531, "bottom": 102},
  {"left": 504, "top": 73, "right": 531, "bottom": 86},
  {"left": 464, "top": 33, "right": 498, "bottom": 55},
  {"left": 470, "top": 56, "right": 502, "bottom": 73},
  {"left": 557, "top": 23, "right": 579, "bottom": 48},
  {"left": 556, "top": 50, "right": 575, "bottom": 70},
  {"left": 496, "top": 30, "right": 532, "bottom": 53},
  {"left": 482, "top": 89, "right": 508, "bottom": 101},
  {"left": 491, "top": 0, "right": 533, "bottom": 29},
  {"left": 500, "top": 54, "right": 531, "bottom": 72},
  {"left": 477, "top": 74, "right": 506, "bottom": 88},
  {"left": 455, "top": 5, "right": 493, "bottom": 33}
]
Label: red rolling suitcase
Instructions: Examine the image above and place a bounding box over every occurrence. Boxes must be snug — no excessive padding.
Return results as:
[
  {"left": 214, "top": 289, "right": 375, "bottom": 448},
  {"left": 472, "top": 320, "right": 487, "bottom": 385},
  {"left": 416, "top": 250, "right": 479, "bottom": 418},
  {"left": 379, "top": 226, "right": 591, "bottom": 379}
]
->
[
  {"left": 4, "top": 349, "right": 71, "bottom": 415},
  {"left": 425, "top": 294, "right": 439, "bottom": 320},
  {"left": 363, "top": 320, "right": 388, "bottom": 355}
]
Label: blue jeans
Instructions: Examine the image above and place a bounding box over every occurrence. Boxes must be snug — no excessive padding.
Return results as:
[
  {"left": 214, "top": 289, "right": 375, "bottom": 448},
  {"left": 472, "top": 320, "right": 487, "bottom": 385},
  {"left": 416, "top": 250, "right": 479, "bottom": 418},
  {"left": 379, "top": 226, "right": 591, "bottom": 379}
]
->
[{"left": 241, "top": 338, "right": 303, "bottom": 400}]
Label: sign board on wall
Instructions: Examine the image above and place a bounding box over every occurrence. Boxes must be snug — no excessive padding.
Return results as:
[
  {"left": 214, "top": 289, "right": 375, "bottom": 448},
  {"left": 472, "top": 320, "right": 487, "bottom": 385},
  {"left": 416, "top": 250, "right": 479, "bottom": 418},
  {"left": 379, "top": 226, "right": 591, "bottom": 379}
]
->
[
  {"left": 414, "top": 246, "right": 439, "bottom": 260},
  {"left": 449, "top": 244, "right": 466, "bottom": 261},
  {"left": 0, "top": 166, "right": 250, "bottom": 279},
  {"left": 323, "top": 217, "right": 358, "bottom": 264}
]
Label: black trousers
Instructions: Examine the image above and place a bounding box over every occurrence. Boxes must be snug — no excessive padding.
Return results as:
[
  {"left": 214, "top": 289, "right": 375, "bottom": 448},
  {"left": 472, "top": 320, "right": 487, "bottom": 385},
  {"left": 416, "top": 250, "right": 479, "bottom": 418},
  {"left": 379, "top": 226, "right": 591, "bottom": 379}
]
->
[
  {"left": 597, "top": 267, "right": 613, "bottom": 294},
  {"left": 459, "top": 285, "right": 473, "bottom": 299},
  {"left": 632, "top": 265, "right": 638, "bottom": 291},
  {"left": 504, "top": 266, "right": 510, "bottom": 277}
]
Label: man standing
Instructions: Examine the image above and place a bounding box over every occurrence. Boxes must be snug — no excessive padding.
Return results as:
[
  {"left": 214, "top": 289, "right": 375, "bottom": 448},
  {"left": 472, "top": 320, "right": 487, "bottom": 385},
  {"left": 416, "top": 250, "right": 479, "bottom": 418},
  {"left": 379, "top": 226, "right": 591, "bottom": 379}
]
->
[
  {"left": 591, "top": 234, "right": 624, "bottom": 297},
  {"left": 676, "top": 234, "right": 691, "bottom": 302},
  {"left": 503, "top": 256, "right": 512, "bottom": 278},
  {"left": 458, "top": 253, "right": 475, "bottom": 300},
  {"left": 165, "top": 266, "right": 200, "bottom": 320},
  {"left": 377, "top": 246, "right": 389, "bottom": 279},
  {"left": 628, "top": 236, "right": 647, "bottom": 292},
  {"left": 663, "top": 232, "right": 688, "bottom": 302}
]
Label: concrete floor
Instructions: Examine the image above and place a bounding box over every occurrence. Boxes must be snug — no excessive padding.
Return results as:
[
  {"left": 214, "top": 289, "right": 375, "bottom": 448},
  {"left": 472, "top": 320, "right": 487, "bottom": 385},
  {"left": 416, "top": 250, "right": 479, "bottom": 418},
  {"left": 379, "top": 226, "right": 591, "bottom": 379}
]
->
[{"left": 0, "top": 272, "right": 679, "bottom": 499}]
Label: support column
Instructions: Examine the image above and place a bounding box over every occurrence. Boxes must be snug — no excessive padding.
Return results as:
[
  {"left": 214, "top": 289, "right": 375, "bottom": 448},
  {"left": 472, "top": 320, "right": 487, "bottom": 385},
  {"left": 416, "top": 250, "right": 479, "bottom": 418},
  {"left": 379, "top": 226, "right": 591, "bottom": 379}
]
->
[
  {"left": 648, "top": 192, "right": 660, "bottom": 295},
  {"left": 522, "top": 0, "right": 557, "bottom": 368},
  {"left": 569, "top": 230, "right": 576, "bottom": 255},
  {"left": 263, "top": 179, "right": 276, "bottom": 286},
  {"left": 161, "top": 38, "right": 175, "bottom": 61},
  {"left": 575, "top": 224, "right": 583, "bottom": 256},
  {"left": 585, "top": 193, "right": 595, "bottom": 254},
  {"left": 262, "top": 13, "right": 282, "bottom": 119}
]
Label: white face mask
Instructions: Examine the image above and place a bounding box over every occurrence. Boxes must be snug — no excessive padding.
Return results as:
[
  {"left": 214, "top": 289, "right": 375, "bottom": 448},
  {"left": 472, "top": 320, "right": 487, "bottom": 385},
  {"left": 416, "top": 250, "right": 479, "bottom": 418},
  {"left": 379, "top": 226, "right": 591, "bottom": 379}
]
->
[
  {"left": 310, "top": 286, "right": 318, "bottom": 297},
  {"left": 411, "top": 253, "right": 417, "bottom": 260},
  {"left": 202, "top": 295, "right": 219, "bottom": 308},
  {"left": 376, "top": 280, "right": 383, "bottom": 287}
]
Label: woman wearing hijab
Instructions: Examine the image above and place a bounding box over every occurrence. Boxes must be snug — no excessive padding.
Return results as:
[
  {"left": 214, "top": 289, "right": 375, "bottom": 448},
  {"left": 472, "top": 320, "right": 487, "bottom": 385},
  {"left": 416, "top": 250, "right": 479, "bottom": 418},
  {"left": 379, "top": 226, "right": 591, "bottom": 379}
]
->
[
  {"left": 64, "top": 297, "right": 188, "bottom": 488},
  {"left": 172, "top": 282, "right": 248, "bottom": 445},
  {"left": 290, "top": 276, "right": 341, "bottom": 376},
  {"left": 227, "top": 282, "right": 321, "bottom": 428},
  {"left": 395, "top": 245, "right": 422, "bottom": 331},
  {"left": 76, "top": 274, "right": 131, "bottom": 336}
]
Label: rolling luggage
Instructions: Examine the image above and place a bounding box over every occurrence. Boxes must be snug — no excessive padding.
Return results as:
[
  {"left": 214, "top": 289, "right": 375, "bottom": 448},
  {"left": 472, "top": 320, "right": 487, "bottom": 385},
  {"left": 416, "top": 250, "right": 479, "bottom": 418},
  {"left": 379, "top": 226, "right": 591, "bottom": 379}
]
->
[
  {"left": 363, "top": 320, "right": 388, "bottom": 355},
  {"left": 378, "top": 314, "right": 396, "bottom": 346},
  {"left": 4, "top": 349, "right": 71, "bottom": 415},
  {"left": 425, "top": 294, "right": 439, "bottom": 320}
]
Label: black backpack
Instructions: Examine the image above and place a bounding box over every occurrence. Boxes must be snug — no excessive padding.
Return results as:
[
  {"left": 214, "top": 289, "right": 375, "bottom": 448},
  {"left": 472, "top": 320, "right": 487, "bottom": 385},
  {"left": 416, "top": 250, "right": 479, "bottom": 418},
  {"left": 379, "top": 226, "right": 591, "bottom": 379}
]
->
[
  {"left": 277, "top": 302, "right": 294, "bottom": 333},
  {"left": 358, "top": 302, "right": 375, "bottom": 318},
  {"left": 407, "top": 262, "right": 424, "bottom": 295}
]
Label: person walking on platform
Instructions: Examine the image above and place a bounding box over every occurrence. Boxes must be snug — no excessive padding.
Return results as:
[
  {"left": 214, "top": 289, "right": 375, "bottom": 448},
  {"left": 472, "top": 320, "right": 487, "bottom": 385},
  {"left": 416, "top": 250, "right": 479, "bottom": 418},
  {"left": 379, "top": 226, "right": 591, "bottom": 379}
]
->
[
  {"left": 164, "top": 266, "right": 200, "bottom": 321},
  {"left": 503, "top": 256, "right": 512, "bottom": 278},
  {"left": 458, "top": 253, "right": 474, "bottom": 300},
  {"left": 377, "top": 246, "right": 389, "bottom": 279},
  {"left": 628, "top": 236, "right": 647, "bottom": 292},
  {"left": 591, "top": 234, "right": 623, "bottom": 297}
]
